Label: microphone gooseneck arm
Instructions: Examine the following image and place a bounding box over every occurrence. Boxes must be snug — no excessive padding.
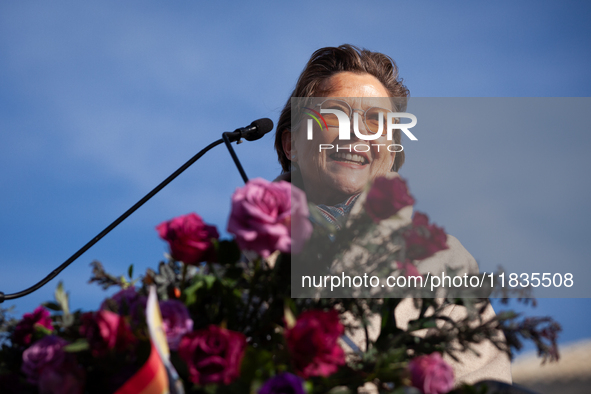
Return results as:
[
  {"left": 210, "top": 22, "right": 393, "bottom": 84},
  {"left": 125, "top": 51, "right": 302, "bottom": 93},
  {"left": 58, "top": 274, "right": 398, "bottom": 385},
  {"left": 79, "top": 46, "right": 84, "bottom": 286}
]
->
[
  {"left": 223, "top": 132, "right": 249, "bottom": 183},
  {"left": 0, "top": 118, "right": 274, "bottom": 303}
]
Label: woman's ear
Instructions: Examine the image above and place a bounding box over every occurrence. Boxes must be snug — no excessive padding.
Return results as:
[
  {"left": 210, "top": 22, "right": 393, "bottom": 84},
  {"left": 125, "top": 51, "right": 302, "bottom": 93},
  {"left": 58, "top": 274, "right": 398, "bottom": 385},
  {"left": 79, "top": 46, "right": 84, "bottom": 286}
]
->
[{"left": 282, "top": 129, "right": 297, "bottom": 162}]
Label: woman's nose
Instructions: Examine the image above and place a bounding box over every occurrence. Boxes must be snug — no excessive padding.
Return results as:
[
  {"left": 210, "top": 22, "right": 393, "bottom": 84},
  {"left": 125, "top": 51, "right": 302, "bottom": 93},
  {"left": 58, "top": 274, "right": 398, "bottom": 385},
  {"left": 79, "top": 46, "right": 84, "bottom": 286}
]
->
[{"left": 352, "top": 111, "right": 370, "bottom": 135}]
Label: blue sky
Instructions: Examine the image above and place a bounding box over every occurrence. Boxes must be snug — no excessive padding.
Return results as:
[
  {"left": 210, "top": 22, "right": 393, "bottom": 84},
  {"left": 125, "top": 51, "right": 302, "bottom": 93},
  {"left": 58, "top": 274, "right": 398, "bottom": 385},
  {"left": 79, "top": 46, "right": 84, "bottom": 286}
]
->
[{"left": 1, "top": 1, "right": 590, "bottom": 354}]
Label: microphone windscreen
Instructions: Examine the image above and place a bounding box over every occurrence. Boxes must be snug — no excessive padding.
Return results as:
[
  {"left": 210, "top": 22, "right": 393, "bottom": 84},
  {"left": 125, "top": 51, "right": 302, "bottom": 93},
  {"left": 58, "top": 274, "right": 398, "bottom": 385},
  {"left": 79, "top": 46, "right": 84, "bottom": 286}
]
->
[
  {"left": 245, "top": 118, "right": 274, "bottom": 141},
  {"left": 252, "top": 118, "right": 274, "bottom": 133}
]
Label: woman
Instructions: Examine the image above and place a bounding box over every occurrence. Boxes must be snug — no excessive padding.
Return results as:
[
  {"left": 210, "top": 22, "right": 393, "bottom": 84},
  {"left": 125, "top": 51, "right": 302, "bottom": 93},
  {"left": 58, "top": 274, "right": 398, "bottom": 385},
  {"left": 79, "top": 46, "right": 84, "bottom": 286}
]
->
[
  {"left": 274, "top": 45, "right": 512, "bottom": 386},
  {"left": 275, "top": 45, "right": 406, "bottom": 203}
]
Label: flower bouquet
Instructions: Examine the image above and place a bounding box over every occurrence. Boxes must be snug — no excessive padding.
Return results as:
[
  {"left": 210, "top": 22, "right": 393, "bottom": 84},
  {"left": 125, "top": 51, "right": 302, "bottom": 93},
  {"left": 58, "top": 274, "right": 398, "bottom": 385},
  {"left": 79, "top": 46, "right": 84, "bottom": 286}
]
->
[{"left": 0, "top": 177, "right": 560, "bottom": 394}]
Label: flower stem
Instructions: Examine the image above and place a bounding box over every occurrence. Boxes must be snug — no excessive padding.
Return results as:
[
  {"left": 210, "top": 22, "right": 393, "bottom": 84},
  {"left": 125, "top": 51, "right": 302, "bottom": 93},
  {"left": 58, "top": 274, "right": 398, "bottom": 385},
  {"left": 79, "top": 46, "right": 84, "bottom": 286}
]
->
[{"left": 180, "top": 263, "right": 188, "bottom": 293}]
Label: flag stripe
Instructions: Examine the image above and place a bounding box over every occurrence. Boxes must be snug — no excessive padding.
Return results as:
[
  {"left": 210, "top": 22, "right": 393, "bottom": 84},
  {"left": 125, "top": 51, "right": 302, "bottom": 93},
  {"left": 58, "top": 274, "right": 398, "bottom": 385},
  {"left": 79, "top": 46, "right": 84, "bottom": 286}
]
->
[{"left": 114, "top": 341, "right": 169, "bottom": 394}]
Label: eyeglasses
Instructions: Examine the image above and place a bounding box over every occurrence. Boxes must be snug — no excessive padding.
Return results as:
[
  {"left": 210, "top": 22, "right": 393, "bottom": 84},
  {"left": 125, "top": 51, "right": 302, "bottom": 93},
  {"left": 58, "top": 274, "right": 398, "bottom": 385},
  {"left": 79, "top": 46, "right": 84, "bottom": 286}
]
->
[{"left": 315, "top": 99, "right": 392, "bottom": 135}]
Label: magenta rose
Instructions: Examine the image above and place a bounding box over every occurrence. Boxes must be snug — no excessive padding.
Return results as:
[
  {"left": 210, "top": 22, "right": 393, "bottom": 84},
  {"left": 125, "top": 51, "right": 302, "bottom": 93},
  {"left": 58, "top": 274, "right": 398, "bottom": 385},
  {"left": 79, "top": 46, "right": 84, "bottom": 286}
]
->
[
  {"left": 21, "top": 335, "right": 68, "bottom": 384},
  {"left": 13, "top": 306, "right": 53, "bottom": 346},
  {"left": 284, "top": 310, "right": 345, "bottom": 378},
  {"left": 79, "top": 310, "right": 136, "bottom": 357},
  {"left": 178, "top": 325, "right": 246, "bottom": 385},
  {"left": 366, "top": 176, "right": 415, "bottom": 222},
  {"left": 403, "top": 212, "right": 448, "bottom": 261},
  {"left": 157, "top": 213, "right": 219, "bottom": 265},
  {"left": 160, "top": 299, "right": 193, "bottom": 351},
  {"left": 227, "top": 178, "right": 312, "bottom": 258},
  {"left": 408, "top": 353, "right": 454, "bottom": 394}
]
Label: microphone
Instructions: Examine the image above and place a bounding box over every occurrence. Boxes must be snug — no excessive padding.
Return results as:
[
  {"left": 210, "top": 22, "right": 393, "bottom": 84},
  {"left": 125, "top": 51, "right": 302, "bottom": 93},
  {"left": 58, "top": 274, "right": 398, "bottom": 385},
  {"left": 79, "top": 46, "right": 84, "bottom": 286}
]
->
[
  {"left": 0, "top": 118, "right": 273, "bottom": 303},
  {"left": 222, "top": 118, "right": 274, "bottom": 184},
  {"left": 225, "top": 118, "right": 274, "bottom": 142}
]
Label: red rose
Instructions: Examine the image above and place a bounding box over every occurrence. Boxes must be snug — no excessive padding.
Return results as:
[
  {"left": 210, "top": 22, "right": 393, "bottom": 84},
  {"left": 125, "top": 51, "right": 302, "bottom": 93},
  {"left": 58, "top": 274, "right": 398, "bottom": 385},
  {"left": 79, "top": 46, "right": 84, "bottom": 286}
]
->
[
  {"left": 284, "top": 310, "right": 345, "bottom": 378},
  {"left": 157, "top": 213, "right": 219, "bottom": 265},
  {"left": 409, "top": 353, "right": 454, "bottom": 394},
  {"left": 79, "top": 311, "right": 136, "bottom": 357},
  {"left": 178, "top": 325, "right": 246, "bottom": 385},
  {"left": 366, "top": 176, "right": 415, "bottom": 222},
  {"left": 403, "top": 212, "right": 448, "bottom": 261},
  {"left": 13, "top": 306, "right": 53, "bottom": 346}
]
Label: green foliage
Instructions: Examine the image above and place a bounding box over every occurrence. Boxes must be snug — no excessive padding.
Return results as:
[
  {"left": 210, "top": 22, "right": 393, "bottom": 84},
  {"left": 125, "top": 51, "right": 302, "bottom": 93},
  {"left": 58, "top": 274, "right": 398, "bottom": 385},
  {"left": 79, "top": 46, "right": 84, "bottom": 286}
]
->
[
  {"left": 88, "top": 260, "right": 127, "bottom": 290},
  {"left": 0, "top": 306, "right": 17, "bottom": 346}
]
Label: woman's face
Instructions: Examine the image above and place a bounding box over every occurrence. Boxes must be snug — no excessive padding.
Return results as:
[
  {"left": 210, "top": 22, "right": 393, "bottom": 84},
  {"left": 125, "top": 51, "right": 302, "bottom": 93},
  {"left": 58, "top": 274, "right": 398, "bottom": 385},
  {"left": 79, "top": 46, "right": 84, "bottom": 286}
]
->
[{"left": 286, "top": 72, "right": 395, "bottom": 205}]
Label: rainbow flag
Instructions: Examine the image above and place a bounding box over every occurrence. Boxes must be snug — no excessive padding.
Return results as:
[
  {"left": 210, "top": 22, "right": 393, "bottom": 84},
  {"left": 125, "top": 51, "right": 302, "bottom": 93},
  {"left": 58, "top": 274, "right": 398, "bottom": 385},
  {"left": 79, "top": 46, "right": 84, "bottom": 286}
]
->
[
  {"left": 113, "top": 341, "right": 168, "bottom": 394},
  {"left": 114, "top": 286, "right": 185, "bottom": 394}
]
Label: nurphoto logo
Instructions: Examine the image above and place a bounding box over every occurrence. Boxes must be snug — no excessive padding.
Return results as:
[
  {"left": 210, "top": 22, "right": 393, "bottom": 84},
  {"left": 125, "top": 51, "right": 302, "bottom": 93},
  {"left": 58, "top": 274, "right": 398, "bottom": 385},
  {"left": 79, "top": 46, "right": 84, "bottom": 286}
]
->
[{"left": 303, "top": 99, "right": 417, "bottom": 152}]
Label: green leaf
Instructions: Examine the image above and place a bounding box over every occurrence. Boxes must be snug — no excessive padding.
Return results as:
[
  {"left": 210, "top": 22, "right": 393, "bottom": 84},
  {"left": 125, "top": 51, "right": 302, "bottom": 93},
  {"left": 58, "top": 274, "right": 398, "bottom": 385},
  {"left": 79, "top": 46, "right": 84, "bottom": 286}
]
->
[
  {"left": 128, "top": 264, "right": 134, "bottom": 279},
  {"left": 34, "top": 324, "right": 53, "bottom": 337},
  {"left": 204, "top": 275, "right": 216, "bottom": 289},
  {"left": 61, "top": 313, "right": 75, "bottom": 328},
  {"left": 54, "top": 282, "right": 69, "bottom": 315},
  {"left": 119, "top": 276, "right": 130, "bottom": 287},
  {"left": 183, "top": 275, "right": 217, "bottom": 306},
  {"left": 183, "top": 281, "right": 203, "bottom": 306},
  {"left": 239, "top": 347, "right": 276, "bottom": 383},
  {"left": 203, "top": 383, "right": 218, "bottom": 394},
  {"left": 64, "top": 339, "right": 89, "bottom": 352}
]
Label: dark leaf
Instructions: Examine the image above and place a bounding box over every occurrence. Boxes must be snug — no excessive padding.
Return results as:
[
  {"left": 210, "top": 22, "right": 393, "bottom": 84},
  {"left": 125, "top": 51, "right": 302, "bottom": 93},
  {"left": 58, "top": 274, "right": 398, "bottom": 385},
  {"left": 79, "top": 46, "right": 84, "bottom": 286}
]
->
[{"left": 42, "top": 302, "right": 62, "bottom": 312}]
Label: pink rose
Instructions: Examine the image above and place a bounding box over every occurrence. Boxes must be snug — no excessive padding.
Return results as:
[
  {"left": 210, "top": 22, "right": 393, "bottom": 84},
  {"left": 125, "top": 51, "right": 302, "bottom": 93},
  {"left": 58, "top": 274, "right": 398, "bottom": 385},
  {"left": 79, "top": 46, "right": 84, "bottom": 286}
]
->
[
  {"left": 366, "top": 176, "right": 415, "bottom": 222},
  {"left": 13, "top": 306, "right": 53, "bottom": 346},
  {"left": 157, "top": 213, "right": 219, "bottom": 265},
  {"left": 227, "top": 178, "right": 312, "bottom": 258},
  {"left": 79, "top": 310, "right": 136, "bottom": 357},
  {"left": 21, "top": 336, "right": 68, "bottom": 384},
  {"left": 403, "top": 212, "right": 448, "bottom": 261},
  {"left": 160, "top": 300, "right": 193, "bottom": 351},
  {"left": 408, "top": 353, "right": 454, "bottom": 394},
  {"left": 178, "top": 325, "right": 246, "bottom": 385},
  {"left": 284, "top": 310, "right": 345, "bottom": 378}
]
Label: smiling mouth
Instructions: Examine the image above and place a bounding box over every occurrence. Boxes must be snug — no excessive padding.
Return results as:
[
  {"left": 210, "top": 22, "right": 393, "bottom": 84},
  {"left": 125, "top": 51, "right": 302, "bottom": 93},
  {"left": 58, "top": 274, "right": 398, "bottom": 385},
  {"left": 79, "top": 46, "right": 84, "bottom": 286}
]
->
[{"left": 330, "top": 152, "right": 369, "bottom": 165}]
